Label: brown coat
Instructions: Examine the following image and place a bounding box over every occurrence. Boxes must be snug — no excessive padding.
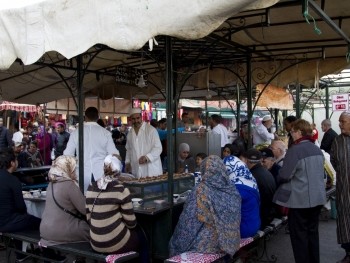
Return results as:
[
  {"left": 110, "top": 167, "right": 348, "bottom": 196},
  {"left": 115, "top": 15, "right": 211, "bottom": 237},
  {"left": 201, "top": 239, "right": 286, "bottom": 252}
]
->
[
  {"left": 331, "top": 134, "right": 350, "bottom": 244},
  {"left": 40, "top": 179, "right": 89, "bottom": 246}
]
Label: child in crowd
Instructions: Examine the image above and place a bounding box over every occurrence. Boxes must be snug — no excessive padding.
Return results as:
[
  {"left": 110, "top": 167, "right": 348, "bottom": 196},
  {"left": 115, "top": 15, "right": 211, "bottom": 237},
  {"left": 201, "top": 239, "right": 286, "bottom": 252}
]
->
[{"left": 195, "top": 152, "right": 207, "bottom": 172}]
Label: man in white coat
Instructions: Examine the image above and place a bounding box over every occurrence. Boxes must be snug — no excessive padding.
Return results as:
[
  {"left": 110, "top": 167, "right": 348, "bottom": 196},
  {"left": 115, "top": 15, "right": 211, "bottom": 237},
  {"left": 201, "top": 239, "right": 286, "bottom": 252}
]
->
[
  {"left": 209, "top": 114, "right": 229, "bottom": 148},
  {"left": 64, "top": 107, "right": 120, "bottom": 193},
  {"left": 252, "top": 115, "right": 277, "bottom": 146},
  {"left": 125, "top": 108, "right": 163, "bottom": 178}
]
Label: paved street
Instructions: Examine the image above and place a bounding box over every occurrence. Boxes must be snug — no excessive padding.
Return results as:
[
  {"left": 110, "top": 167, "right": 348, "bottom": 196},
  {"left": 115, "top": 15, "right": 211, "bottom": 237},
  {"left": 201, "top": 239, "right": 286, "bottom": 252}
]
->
[{"left": 262, "top": 217, "right": 343, "bottom": 263}]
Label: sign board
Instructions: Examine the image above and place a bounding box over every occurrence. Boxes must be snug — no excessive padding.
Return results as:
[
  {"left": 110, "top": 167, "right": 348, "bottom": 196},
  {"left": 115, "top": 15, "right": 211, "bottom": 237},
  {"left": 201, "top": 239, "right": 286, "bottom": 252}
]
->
[
  {"left": 115, "top": 66, "right": 147, "bottom": 87},
  {"left": 332, "top": 94, "right": 349, "bottom": 111}
]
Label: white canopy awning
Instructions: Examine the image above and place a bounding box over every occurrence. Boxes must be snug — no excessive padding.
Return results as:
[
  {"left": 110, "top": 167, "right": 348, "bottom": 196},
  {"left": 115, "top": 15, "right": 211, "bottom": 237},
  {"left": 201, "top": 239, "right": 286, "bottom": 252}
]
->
[{"left": 0, "top": 0, "right": 279, "bottom": 70}]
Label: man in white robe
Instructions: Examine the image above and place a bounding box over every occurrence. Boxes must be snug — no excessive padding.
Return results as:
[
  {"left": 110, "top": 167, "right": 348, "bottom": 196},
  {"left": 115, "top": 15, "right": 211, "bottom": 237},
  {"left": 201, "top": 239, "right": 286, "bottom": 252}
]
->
[
  {"left": 252, "top": 115, "right": 276, "bottom": 146},
  {"left": 125, "top": 108, "right": 163, "bottom": 178}
]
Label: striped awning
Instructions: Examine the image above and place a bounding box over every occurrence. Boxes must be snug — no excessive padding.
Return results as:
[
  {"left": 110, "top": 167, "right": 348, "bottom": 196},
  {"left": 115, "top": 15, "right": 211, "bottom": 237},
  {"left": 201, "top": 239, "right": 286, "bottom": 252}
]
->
[{"left": 0, "top": 101, "right": 37, "bottom": 112}]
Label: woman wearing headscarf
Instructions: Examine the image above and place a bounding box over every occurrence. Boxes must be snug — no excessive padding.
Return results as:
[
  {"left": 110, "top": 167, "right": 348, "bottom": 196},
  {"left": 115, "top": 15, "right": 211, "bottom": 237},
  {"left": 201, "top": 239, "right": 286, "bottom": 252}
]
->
[
  {"left": 169, "top": 155, "right": 241, "bottom": 256},
  {"left": 36, "top": 125, "right": 52, "bottom": 165},
  {"left": 40, "top": 155, "right": 89, "bottom": 246},
  {"left": 86, "top": 155, "right": 139, "bottom": 254},
  {"left": 224, "top": 155, "right": 261, "bottom": 238},
  {"left": 176, "top": 143, "right": 196, "bottom": 173}
]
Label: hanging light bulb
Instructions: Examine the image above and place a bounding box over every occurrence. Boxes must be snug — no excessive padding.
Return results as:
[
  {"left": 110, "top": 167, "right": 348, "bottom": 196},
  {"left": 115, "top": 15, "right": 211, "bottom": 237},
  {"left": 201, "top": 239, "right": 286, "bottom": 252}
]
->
[
  {"left": 137, "top": 74, "right": 146, "bottom": 88},
  {"left": 137, "top": 50, "right": 146, "bottom": 88}
]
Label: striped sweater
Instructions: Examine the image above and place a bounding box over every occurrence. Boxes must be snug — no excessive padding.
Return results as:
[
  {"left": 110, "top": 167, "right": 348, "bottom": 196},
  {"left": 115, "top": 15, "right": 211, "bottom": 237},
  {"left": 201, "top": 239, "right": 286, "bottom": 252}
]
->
[{"left": 86, "top": 181, "right": 137, "bottom": 253}]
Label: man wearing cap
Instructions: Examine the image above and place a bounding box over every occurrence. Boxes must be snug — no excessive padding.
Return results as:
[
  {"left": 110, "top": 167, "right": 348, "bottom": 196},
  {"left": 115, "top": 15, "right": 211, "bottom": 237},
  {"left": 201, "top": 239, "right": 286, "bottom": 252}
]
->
[
  {"left": 13, "top": 141, "right": 23, "bottom": 159},
  {"left": 125, "top": 108, "right": 163, "bottom": 178},
  {"left": 260, "top": 147, "right": 281, "bottom": 184},
  {"left": 252, "top": 115, "right": 276, "bottom": 146},
  {"left": 64, "top": 107, "right": 120, "bottom": 193},
  {"left": 242, "top": 148, "right": 276, "bottom": 228}
]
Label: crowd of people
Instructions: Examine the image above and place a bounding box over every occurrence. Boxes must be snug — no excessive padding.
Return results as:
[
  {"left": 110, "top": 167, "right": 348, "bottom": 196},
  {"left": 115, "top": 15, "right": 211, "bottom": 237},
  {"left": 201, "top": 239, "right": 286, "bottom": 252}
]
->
[{"left": 1, "top": 106, "right": 350, "bottom": 263}]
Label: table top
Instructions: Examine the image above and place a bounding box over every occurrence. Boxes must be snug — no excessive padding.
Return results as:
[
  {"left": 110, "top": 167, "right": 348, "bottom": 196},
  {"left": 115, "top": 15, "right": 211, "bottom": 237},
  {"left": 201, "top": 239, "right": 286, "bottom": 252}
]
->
[
  {"left": 15, "top": 165, "right": 51, "bottom": 173},
  {"left": 24, "top": 196, "right": 186, "bottom": 215},
  {"left": 24, "top": 196, "right": 46, "bottom": 202}
]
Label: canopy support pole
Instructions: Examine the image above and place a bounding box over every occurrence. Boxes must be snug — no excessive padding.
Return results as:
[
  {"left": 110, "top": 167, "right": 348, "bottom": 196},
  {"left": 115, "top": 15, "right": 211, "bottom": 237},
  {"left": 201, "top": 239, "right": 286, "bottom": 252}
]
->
[
  {"left": 325, "top": 85, "right": 329, "bottom": 119},
  {"left": 77, "top": 55, "right": 84, "bottom": 193},
  {"left": 236, "top": 83, "right": 241, "bottom": 134},
  {"left": 296, "top": 83, "right": 301, "bottom": 118},
  {"left": 246, "top": 54, "right": 253, "bottom": 148},
  {"left": 166, "top": 36, "right": 174, "bottom": 202}
]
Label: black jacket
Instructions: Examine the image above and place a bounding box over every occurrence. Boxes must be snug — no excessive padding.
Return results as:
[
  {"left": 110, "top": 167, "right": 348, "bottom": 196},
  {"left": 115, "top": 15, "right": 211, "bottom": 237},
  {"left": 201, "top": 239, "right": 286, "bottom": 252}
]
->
[
  {"left": 320, "top": 128, "right": 338, "bottom": 154},
  {"left": 0, "top": 126, "right": 12, "bottom": 150}
]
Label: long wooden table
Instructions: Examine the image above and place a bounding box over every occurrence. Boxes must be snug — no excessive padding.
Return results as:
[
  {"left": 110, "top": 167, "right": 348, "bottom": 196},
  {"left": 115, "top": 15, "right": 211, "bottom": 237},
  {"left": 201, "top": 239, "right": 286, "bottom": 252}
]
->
[{"left": 24, "top": 196, "right": 186, "bottom": 262}]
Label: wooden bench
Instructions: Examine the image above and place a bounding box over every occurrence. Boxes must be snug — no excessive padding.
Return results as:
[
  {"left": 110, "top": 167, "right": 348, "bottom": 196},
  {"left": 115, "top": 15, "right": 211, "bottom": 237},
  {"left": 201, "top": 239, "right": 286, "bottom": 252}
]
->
[
  {"left": 234, "top": 216, "right": 288, "bottom": 263},
  {"left": 1, "top": 229, "right": 139, "bottom": 263},
  {"left": 165, "top": 252, "right": 226, "bottom": 263},
  {"left": 165, "top": 216, "right": 288, "bottom": 263}
]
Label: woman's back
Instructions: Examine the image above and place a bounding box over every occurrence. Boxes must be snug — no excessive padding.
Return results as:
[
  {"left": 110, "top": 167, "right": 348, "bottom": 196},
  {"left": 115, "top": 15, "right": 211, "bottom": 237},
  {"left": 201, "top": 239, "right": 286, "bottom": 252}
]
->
[
  {"left": 224, "top": 155, "right": 261, "bottom": 238},
  {"left": 170, "top": 155, "right": 241, "bottom": 256},
  {"left": 40, "top": 180, "right": 89, "bottom": 246},
  {"left": 86, "top": 181, "right": 137, "bottom": 253}
]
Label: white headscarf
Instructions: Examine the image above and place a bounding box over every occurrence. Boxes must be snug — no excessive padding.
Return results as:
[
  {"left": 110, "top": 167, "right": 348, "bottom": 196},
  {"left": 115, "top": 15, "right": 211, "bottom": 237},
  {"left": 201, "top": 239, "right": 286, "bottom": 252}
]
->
[{"left": 97, "top": 155, "right": 122, "bottom": 190}]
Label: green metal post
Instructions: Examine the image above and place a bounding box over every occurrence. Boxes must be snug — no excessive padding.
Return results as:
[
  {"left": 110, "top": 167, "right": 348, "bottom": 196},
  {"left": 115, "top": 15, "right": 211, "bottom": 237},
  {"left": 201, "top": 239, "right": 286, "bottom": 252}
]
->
[
  {"left": 246, "top": 55, "right": 253, "bottom": 148},
  {"left": 77, "top": 55, "right": 84, "bottom": 193},
  {"left": 325, "top": 85, "right": 329, "bottom": 119},
  {"left": 296, "top": 83, "right": 301, "bottom": 118}
]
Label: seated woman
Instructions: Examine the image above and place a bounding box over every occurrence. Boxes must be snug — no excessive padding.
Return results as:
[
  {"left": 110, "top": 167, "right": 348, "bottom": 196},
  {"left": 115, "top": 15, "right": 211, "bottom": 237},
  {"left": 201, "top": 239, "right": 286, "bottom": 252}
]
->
[
  {"left": 17, "top": 140, "right": 43, "bottom": 168},
  {"left": 169, "top": 155, "right": 241, "bottom": 256},
  {"left": 224, "top": 155, "right": 261, "bottom": 238},
  {"left": 40, "top": 155, "right": 89, "bottom": 246},
  {"left": 86, "top": 155, "right": 139, "bottom": 254},
  {"left": 176, "top": 143, "right": 196, "bottom": 173}
]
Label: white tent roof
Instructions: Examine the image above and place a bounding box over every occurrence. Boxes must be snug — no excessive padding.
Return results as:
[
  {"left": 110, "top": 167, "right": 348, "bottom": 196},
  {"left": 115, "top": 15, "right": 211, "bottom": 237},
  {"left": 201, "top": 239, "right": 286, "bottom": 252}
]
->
[
  {"left": 0, "top": 0, "right": 349, "bottom": 105},
  {"left": 0, "top": 0, "right": 278, "bottom": 70}
]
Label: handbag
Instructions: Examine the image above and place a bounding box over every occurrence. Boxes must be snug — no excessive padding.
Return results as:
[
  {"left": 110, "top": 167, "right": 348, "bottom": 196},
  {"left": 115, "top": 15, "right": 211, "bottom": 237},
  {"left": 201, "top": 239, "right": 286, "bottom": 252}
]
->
[{"left": 51, "top": 183, "right": 87, "bottom": 221}]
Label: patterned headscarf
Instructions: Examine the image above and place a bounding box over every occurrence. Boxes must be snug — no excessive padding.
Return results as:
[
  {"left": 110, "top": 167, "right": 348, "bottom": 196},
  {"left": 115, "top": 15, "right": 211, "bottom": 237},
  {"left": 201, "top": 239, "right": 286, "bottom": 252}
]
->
[
  {"left": 223, "top": 155, "right": 258, "bottom": 190},
  {"left": 196, "top": 155, "right": 241, "bottom": 255},
  {"left": 97, "top": 155, "right": 122, "bottom": 190},
  {"left": 48, "top": 155, "right": 78, "bottom": 186}
]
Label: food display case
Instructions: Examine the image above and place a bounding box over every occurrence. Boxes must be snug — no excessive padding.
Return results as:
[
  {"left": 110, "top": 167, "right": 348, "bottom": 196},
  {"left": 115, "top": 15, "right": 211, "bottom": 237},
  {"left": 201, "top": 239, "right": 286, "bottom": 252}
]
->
[
  {"left": 123, "top": 174, "right": 194, "bottom": 201},
  {"left": 14, "top": 166, "right": 51, "bottom": 190}
]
